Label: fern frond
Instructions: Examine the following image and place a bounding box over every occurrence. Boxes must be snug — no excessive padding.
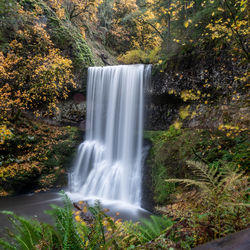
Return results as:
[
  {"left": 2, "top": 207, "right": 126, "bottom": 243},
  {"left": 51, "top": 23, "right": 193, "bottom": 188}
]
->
[
  {"left": 186, "top": 160, "right": 218, "bottom": 187},
  {"left": 1, "top": 211, "right": 43, "bottom": 250},
  {"left": 166, "top": 178, "right": 210, "bottom": 192},
  {"left": 11, "top": 235, "right": 30, "bottom": 250},
  {"left": 222, "top": 172, "right": 244, "bottom": 191},
  {"left": 0, "top": 239, "right": 16, "bottom": 250},
  {"left": 223, "top": 202, "right": 250, "bottom": 207},
  {"left": 213, "top": 170, "right": 223, "bottom": 188},
  {"left": 138, "top": 215, "right": 173, "bottom": 243}
]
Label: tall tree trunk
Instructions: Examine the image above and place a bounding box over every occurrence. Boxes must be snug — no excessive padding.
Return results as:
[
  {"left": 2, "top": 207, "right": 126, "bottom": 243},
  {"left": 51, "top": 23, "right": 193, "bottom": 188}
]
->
[{"left": 167, "top": 0, "right": 171, "bottom": 52}]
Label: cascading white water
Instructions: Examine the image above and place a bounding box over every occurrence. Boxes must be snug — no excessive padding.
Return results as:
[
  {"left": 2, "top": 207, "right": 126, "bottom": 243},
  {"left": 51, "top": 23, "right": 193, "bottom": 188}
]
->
[{"left": 69, "top": 64, "right": 151, "bottom": 207}]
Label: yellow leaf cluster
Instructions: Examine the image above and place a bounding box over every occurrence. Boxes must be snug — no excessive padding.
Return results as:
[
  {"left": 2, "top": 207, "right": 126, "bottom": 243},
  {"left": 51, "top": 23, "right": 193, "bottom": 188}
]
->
[
  {"left": 0, "top": 125, "right": 13, "bottom": 145},
  {"left": 218, "top": 123, "right": 248, "bottom": 137},
  {"left": 179, "top": 105, "right": 190, "bottom": 120},
  {"left": 181, "top": 90, "right": 201, "bottom": 102},
  {"left": 204, "top": 0, "right": 248, "bottom": 58},
  {"left": 47, "top": 0, "right": 103, "bottom": 22},
  {"left": 0, "top": 162, "right": 41, "bottom": 182},
  {"left": 173, "top": 121, "right": 182, "bottom": 130}
]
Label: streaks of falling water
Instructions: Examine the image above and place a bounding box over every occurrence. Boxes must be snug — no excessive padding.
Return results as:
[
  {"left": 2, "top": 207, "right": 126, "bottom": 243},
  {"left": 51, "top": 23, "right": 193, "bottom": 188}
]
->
[{"left": 69, "top": 65, "right": 151, "bottom": 207}]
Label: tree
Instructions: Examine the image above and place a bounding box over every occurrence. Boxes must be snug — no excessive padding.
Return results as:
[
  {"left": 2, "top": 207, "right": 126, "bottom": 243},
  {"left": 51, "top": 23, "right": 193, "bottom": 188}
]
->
[
  {"left": 101, "top": 0, "right": 138, "bottom": 53},
  {"left": 0, "top": 4, "right": 76, "bottom": 120},
  {"left": 47, "top": 0, "right": 103, "bottom": 22},
  {"left": 205, "top": 0, "right": 249, "bottom": 59}
]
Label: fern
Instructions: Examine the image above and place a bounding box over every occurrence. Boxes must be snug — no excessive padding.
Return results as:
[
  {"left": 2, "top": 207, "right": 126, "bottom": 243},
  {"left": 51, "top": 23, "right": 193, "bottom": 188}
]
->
[
  {"left": 0, "top": 192, "right": 85, "bottom": 250},
  {"left": 137, "top": 215, "right": 173, "bottom": 243},
  {"left": 0, "top": 211, "right": 62, "bottom": 250},
  {"left": 182, "top": 160, "right": 222, "bottom": 189},
  {"left": 0, "top": 192, "right": 123, "bottom": 250},
  {"left": 45, "top": 191, "right": 85, "bottom": 250},
  {"left": 166, "top": 160, "right": 244, "bottom": 197},
  {"left": 165, "top": 161, "right": 249, "bottom": 238},
  {"left": 0, "top": 239, "right": 16, "bottom": 250}
]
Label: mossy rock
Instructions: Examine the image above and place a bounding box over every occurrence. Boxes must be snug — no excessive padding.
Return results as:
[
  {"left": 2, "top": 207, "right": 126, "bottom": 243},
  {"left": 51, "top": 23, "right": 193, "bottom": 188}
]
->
[
  {"left": 47, "top": 18, "right": 94, "bottom": 72},
  {"left": 38, "top": 0, "right": 94, "bottom": 72}
]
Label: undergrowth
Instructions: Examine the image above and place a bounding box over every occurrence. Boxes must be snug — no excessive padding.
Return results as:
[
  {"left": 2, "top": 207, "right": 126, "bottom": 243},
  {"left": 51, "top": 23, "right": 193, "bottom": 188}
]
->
[
  {"left": 0, "top": 117, "right": 81, "bottom": 196},
  {"left": 165, "top": 160, "right": 249, "bottom": 246},
  {"left": 0, "top": 192, "right": 175, "bottom": 249},
  {"left": 0, "top": 165, "right": 248, "bottom": 250},
  {"left": 145, "top": 126, "right": 249, "bottom": 204}
]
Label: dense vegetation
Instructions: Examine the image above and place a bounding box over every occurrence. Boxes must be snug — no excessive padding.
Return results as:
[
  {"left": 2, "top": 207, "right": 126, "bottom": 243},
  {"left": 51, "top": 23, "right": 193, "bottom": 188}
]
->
[
  {"left": 0, "top": 180, "right": 248, "bottom": 249},
  {"left": 0, "top": 117, "right": 81, "bottom": 195},
  {"left": 0, "top": 0, "right": 249, "bottom": 249}
]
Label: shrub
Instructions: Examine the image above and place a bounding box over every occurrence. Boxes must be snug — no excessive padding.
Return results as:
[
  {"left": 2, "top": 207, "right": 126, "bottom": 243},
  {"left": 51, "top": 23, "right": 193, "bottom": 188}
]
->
[
  {"left": 166, "top": 161, "right": 250, "bottom": 240},
  {"left": 118, "top": 49, "right": 147, "bottom": 64}
]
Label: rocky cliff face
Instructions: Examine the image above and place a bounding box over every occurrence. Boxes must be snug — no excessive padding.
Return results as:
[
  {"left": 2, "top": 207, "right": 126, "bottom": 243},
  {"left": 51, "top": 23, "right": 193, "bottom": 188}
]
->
[
  {"left": 55, "top": 96, "right": 87, "bottom": 130},
  {"left": 55, "top": 50, "right": 248, "bottom": 133},
  {"left": 145, "top": 51, "right": 248, "bottom": 131}
]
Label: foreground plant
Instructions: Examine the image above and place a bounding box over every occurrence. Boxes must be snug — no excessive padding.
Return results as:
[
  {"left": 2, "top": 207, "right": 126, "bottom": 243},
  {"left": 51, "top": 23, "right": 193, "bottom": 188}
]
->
[
  {"left": 0, "top": 192, "right": 175, "bottom": 249},
  {"left": 166, "top": 161, "right": 250, "bottom": 244},
  {"left": 0, "top": 193, "right": 84, "bottom": 250}
]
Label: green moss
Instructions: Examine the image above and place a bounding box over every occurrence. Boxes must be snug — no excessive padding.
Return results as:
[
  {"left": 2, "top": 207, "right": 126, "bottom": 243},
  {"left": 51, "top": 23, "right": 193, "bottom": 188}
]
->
[
  {"left": 37, "top": 0, "right": 94, "bottom": 72},
  {"left": 145, "top": 127, "right": 183, "bottom": 204},
  {"left": 151, "top": 162, "right": 176, "bottom": 204},
  {"left": 48, "top": 18, "right": 94, "bottom": 71}
]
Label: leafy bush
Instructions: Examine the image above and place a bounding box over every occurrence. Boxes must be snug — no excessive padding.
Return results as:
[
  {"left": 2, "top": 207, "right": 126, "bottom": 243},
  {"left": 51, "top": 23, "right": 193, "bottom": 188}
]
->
[
  {"left": 118, "top": 47, "right": 161, "bottom": 64},
  {"left": 145, "top": 127, "right": 249, "bottom": 205},
  {"left": 118, "top": 49, "right": 147, "bottom": 64},
  {"left": 0, "top": 118, "right": 81, "bottom": 195}
]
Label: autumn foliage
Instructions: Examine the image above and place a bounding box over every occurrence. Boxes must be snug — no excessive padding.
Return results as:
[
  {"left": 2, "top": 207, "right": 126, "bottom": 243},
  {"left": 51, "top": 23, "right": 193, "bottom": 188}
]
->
[{"left": 0, "top": 4, "right": 76, "bottom": 120}]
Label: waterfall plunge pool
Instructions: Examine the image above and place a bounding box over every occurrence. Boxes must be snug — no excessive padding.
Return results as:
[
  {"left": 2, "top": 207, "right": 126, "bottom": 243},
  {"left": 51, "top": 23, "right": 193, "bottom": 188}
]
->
[{"left": 0, "top": 190, "right": 151, "bottom": 238}]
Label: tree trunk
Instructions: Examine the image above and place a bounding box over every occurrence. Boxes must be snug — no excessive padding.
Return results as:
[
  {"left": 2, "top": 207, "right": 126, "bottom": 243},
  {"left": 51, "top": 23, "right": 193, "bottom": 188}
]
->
[{"left": 167, "top": 0, "right": 171, "bottom": 52}]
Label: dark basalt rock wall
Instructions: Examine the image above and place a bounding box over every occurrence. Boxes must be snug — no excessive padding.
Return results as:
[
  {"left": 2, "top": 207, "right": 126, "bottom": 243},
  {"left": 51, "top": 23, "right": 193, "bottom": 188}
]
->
[
  {"left": 145, "top": 51, "right": 247, "bottom": 130},
  {"left": 54, "top": 50, "right": 247, "bottom": 132},
  {"left": 141, "top": 138, "right": 154, "bottom": 212},
  {"left": 145, "top": 94, "right": 182, "bottom": 130}
]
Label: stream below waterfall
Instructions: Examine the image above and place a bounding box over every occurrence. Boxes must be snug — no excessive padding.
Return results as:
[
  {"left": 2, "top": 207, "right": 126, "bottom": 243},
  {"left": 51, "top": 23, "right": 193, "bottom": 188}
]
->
[{"left": 0, "top": 191, "right": 151, "bottom": 238}]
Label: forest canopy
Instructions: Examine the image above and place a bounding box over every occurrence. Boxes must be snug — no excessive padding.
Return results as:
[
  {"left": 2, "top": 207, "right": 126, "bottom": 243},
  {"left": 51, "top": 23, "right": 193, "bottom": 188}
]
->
[{"left": 0, "top": 0, "right": 248, "bottom": 141}]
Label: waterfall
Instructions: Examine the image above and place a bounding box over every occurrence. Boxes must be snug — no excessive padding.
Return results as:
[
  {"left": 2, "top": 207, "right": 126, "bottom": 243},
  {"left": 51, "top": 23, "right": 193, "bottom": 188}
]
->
[{"left": 69, "top": 64, "right": 151, "bottom": 207}]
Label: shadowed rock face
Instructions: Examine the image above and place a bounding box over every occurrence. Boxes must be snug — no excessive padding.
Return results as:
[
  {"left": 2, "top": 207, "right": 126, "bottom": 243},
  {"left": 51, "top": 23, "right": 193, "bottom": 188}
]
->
[
  {"left": 56, "top": 94, "right": 86, "bottom": 125},
  {"left": 145, "top": 51, "right": 248, "bottom": 130},
  {"left": 193, "top": 228, "right": 250, "bottom": 250}
]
